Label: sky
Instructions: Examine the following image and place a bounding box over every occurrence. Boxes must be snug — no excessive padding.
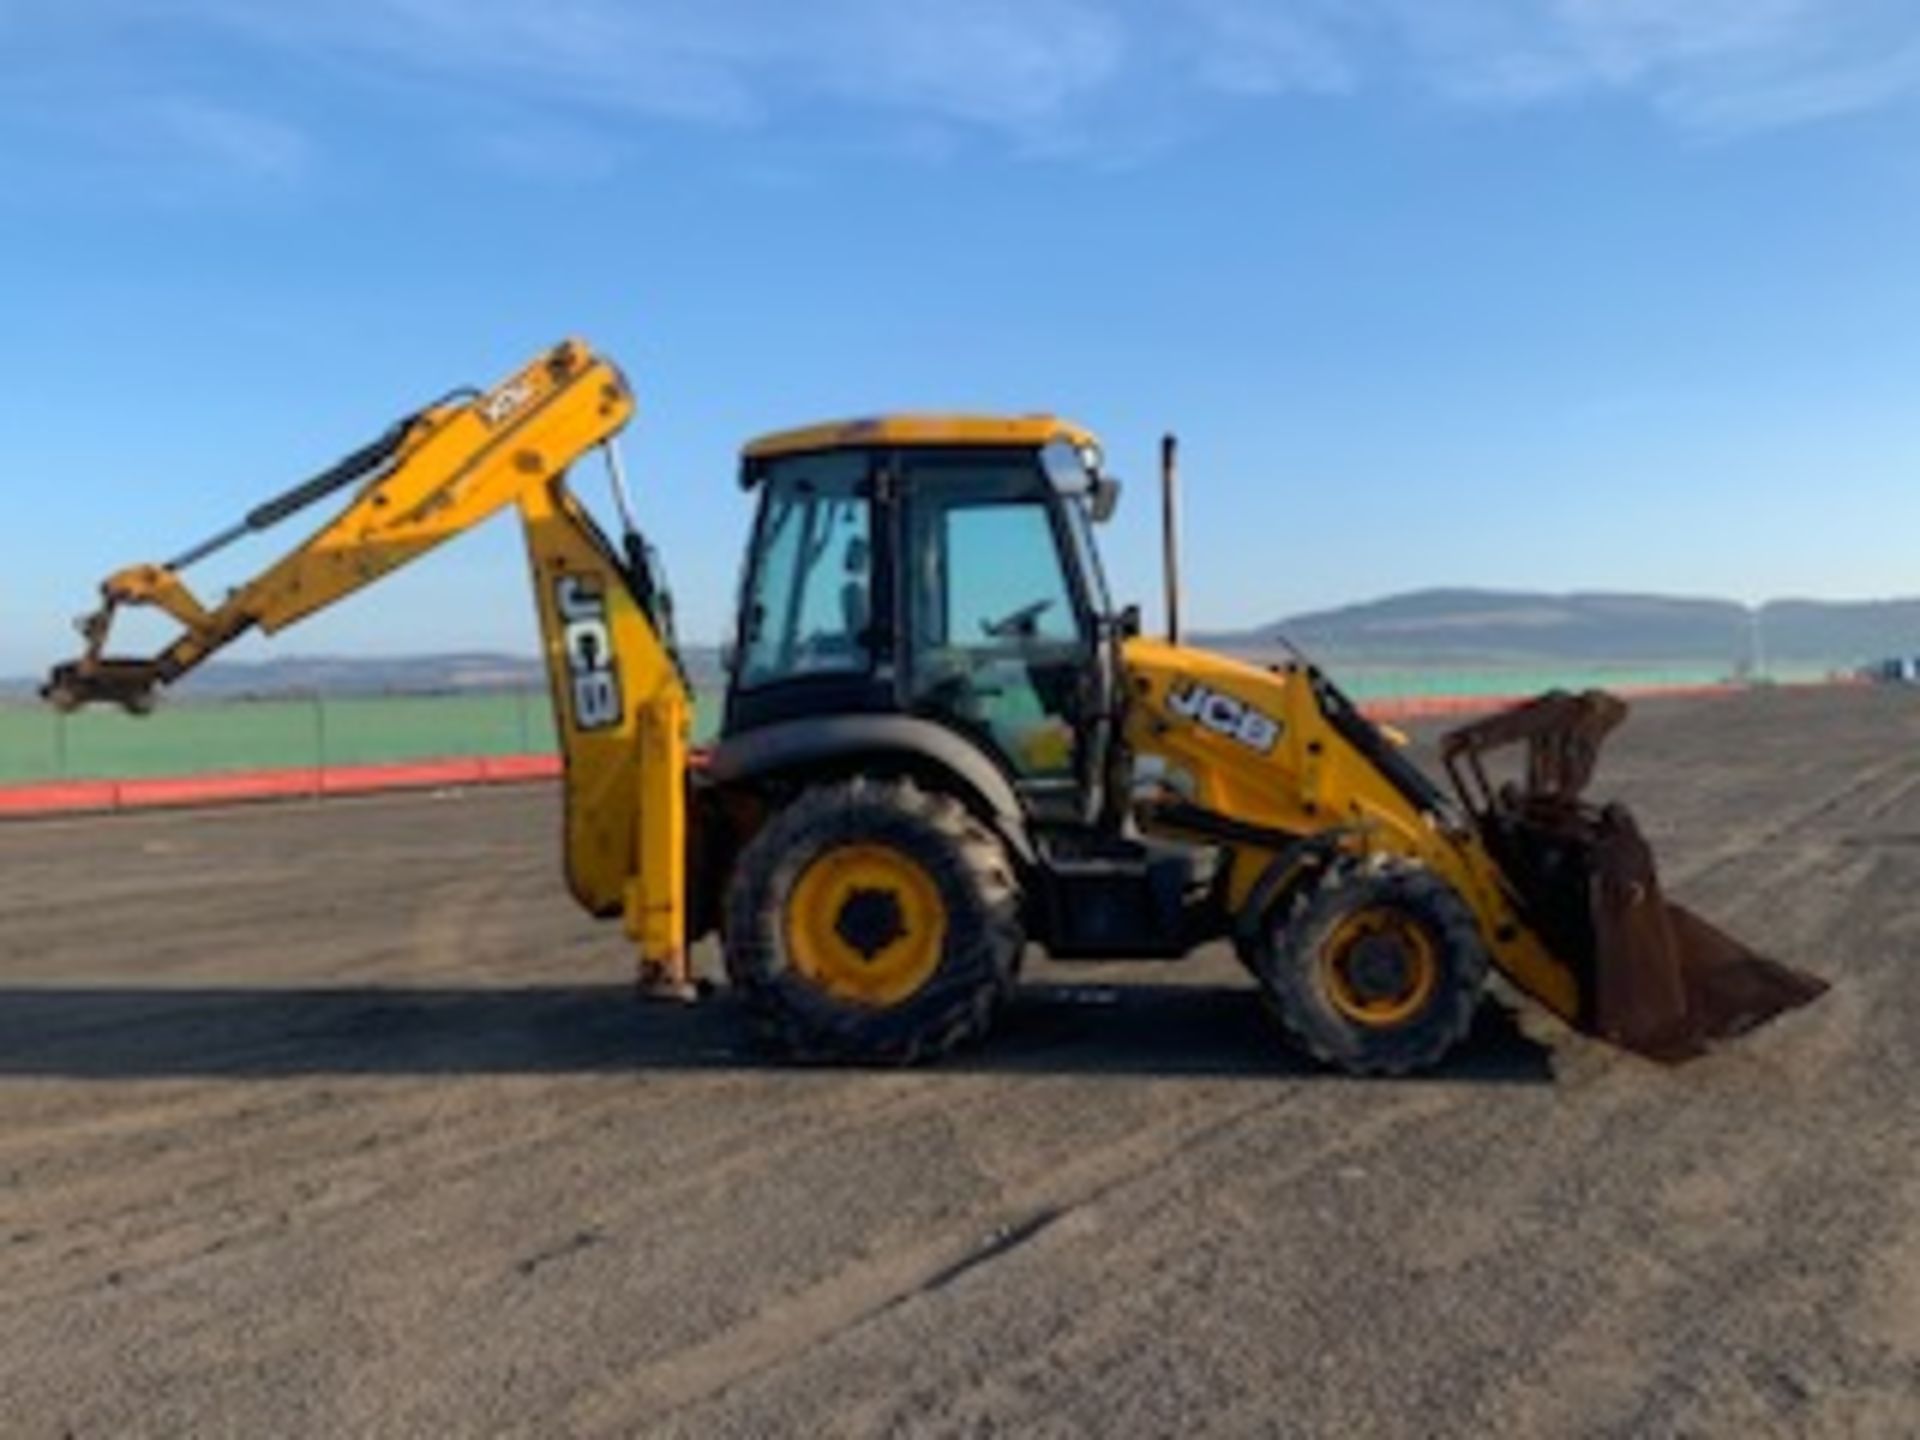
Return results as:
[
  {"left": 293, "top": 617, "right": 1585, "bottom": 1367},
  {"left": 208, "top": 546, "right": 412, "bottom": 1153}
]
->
[{"left": 2, "top": 0, "right": 1918, "bottom": 674}]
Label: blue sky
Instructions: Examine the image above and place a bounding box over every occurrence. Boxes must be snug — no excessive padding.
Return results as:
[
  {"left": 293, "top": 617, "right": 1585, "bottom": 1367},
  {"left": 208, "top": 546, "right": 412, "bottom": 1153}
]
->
[{"left": 3, "top": 1, "right": 1918, "bottom": 673}]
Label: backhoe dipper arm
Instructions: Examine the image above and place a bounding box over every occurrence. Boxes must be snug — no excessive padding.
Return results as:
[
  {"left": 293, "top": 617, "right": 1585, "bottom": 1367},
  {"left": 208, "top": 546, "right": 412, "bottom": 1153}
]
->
[
  {"left": 42, "top": 339, "right": 695, "bottom": 991},
  {"left": 48, "top": 341, "right": 632, "bottom": 708}
]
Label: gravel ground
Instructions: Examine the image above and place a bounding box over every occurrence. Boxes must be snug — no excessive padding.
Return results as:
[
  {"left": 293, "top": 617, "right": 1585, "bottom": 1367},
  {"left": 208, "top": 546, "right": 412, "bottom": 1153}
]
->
[{"left": 2, "top": 686, "right": 1916, "bottom": 1438}]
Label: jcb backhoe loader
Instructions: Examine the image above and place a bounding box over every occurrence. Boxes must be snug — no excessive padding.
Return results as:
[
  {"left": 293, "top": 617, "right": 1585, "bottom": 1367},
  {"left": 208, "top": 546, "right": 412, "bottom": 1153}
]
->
[{"left": 44, "top": 340, "right": 1824, "bottom": 1073}]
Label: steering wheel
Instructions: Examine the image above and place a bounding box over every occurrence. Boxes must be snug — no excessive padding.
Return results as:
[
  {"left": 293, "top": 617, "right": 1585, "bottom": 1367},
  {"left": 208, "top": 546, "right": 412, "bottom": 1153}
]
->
[{"left": 980, "top": 598, "right": 1055, "bottom": 640}]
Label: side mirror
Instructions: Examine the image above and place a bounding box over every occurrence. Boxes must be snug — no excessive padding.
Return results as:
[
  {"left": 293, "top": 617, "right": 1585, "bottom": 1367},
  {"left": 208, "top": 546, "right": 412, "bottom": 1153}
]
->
[
  {"left": 1117, "top": 604, "right": 1142, "bottom": 639},
  {"left": 1042, "top": 436, "right": 1118, "bottom": 521},
  {"left": 1089, "top": 474, "right": 1121, "bottom": 524}
]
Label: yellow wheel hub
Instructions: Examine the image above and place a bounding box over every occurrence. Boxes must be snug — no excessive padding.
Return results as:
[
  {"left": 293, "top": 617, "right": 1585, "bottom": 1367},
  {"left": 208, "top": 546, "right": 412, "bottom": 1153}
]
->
[
  {"left": 785, "top": 843, "right": 948, "bottom": 1007},
  {"left": 1319, "top": 907, "right": 1440, "bottom": 1029}
]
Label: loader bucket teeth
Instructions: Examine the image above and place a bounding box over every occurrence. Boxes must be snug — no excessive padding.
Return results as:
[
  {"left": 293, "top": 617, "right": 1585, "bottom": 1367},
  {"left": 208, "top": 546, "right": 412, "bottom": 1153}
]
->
[{"left": 1442, "top": 691, "right": 1827, "bottom": 1061}]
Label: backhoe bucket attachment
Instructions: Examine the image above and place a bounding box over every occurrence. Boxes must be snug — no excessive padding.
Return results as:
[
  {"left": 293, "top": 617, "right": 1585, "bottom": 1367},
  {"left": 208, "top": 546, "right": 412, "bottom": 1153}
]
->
[
  {"left": 1443, "top": 692, "right": 1826, "bottom": 1060},
  {"left": 42, "top": 657, "right": 166, "bottom": 715}
]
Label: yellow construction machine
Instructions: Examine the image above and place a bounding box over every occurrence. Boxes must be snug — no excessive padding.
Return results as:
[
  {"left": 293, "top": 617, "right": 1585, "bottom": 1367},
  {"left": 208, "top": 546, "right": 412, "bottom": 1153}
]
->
[{"left": 44, "top": 340, "right": 1823, "bottom": 1073}]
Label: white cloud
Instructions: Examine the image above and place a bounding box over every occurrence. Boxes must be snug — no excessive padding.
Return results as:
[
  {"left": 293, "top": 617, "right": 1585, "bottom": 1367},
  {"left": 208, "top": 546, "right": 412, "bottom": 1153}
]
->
[
  {"left": 0, "top": 81, "right": 311, "bottom": 198},
  {"left": 125, "top": 0, "right": 1127, "bottom": 137},
  {"left": 141, "top": 0, "right": 761, "bottom": 124},
  {"left": 808, "top": 0, "right": 1126, "bottom": 132},
  {"left": 1657, "top": 36, "right": 1920, "bottom": 133},
  {"left": 1377, "top": 0, "right": 1920, "bottom": 134},
  {"left": 1554, "top": 0, "right": 1811, "bottom": 81},
  {"left": 8, "top": 0, "right": 1920, "bottom": 168},
  {"left": 150, "top": 96, "right": 311, "bottom": 180},
  {"left": 470, "top": 120, "right": 627, "bottom": 184},
  {"left": 1177, "top": 0, "right": 1356, "bottom": 97}
]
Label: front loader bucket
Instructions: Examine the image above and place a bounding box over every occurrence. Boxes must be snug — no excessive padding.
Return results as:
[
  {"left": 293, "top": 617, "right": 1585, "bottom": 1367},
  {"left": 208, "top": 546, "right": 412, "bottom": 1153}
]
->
[
  {"left": 1578, "top": 800, "right": 1824, "bottom": 1058},
  {"left": 1443, "top": 692, "right": 1827, "bottom": 1061}
]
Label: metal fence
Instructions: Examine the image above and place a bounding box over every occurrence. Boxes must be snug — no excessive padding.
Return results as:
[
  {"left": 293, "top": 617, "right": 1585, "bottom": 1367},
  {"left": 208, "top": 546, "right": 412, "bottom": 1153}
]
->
[
  {"left": 0, "top": 691, "right": 725, "bottom": 785},
  {"left": 0, "top": 663, "right": 1833, "bottom": 786}
]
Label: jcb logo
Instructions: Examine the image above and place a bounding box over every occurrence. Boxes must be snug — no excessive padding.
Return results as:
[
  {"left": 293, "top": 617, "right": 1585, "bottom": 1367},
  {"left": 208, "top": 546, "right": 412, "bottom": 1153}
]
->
[
  {"left": 480, "top": 379, "right": 534, "bottom": 427},
  {"left": 1167, "top": 681, "right": 1281, "bottom": 754},
  {"left": 556, "top": 577, "right": 623, "bottom": 731}
]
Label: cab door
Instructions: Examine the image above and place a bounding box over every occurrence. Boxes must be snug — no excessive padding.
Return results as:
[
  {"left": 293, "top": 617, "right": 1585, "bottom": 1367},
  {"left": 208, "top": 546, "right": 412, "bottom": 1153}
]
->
[{"left": 898, "top": 450, "right": 1104, "bottom": 820}]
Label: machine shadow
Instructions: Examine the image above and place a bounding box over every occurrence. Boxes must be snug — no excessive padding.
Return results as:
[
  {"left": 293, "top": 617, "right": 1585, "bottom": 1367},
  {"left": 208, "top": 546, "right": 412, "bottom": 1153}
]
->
[{"left": 0, "top": 981, "right": 1555, "bottom": 1083}]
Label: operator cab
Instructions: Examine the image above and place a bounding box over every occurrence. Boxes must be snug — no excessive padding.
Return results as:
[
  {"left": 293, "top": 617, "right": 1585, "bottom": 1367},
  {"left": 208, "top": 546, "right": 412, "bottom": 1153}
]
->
[{"left": 725, "top": 415, "right": 1123, "bottom": 822}]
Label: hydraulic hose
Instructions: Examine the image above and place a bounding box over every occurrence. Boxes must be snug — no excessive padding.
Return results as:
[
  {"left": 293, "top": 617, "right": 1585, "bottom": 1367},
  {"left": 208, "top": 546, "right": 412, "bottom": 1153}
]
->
[{"left": 163, "top": 388, "right": 479, "bottom": 571}]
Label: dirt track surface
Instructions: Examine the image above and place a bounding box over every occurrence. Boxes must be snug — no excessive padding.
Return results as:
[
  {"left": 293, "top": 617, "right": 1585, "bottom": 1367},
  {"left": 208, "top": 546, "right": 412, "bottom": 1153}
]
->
[{"left": 3, "top": 686, "right": 1917, "bottom": 1438}]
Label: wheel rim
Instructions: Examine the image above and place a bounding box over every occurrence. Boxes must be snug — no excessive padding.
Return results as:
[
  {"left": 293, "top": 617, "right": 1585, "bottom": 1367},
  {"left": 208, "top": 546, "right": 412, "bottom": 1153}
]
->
[
  {"left": 785, "top": 843, "right": 948, "bottom": 1007},
  {"left": 1318, "top": 906, "right": 1440, "bottom": 1028}
]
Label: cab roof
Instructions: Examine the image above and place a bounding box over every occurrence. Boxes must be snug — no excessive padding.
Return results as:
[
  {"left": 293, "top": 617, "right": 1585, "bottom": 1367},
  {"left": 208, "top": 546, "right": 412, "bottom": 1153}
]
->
[{"left": 742, "top": 413, "right": 1098, "bottom": 463}]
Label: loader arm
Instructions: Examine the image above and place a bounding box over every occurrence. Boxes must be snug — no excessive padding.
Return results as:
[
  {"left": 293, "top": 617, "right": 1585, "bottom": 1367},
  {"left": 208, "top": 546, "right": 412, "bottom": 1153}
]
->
[
  {"left": 1118, "top": 637, "right": 1584, "bottom": 1023},
  {"left": 42, "top": 339, "right": 694, "bottom": 991},
  {"left": 1118, "top": 636, "right": 1824, "bottom": 1059}
]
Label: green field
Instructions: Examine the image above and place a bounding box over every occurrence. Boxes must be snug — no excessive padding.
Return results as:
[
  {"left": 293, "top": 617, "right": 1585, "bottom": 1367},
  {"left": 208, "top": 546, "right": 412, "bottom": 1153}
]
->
[{"left": 0, "top": 663, "right": 1832, "bottom": 786}]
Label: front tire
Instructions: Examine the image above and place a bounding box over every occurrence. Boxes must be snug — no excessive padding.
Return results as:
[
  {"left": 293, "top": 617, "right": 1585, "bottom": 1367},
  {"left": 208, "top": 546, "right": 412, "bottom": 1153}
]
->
[
  {"left": 1250, "top": 855, "right": 1487, "bottom": 1076},
  {"left": 723, "top": 778, "right": 1023, "bottom": 1063}
]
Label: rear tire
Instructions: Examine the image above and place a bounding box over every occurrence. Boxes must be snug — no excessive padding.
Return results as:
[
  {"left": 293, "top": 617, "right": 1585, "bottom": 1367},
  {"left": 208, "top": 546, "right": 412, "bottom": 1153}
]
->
[
  {"left": 1250, "top": 854, "right": 1487, "bottom": 1076},
  {"left": 723, "top": 777, "right": 1023, "bottom": 1063}
]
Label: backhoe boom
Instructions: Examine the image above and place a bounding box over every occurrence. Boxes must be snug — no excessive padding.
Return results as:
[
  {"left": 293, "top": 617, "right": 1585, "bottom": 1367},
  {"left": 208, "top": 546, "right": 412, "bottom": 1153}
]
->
[{"left": 42, "top": 339, "right": 695, "bottom": 992}]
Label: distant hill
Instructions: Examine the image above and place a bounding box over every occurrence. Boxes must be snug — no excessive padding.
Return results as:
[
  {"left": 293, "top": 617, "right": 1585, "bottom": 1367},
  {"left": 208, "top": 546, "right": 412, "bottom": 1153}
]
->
[
  {"left": 1203, "top": 589, "right": 1920, "bottom": 667},
  {"left": 7, "top": 589, "right": 1918, "bottom": 700},
  {"left": 1756, "top": 598, "right": 1920, "bottom": 664},
  {"left": 176, "top": 653, "right": 548, "bottom": 697}
]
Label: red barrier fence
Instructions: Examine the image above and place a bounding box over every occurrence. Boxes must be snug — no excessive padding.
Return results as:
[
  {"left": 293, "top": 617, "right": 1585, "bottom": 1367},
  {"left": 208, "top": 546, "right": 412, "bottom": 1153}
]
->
[
  {"left": 0, "top": 754, "right": 563, "bottom": 819},
  {"left": 1358, "top": 680, "right": 1742, "bottom": 723}
]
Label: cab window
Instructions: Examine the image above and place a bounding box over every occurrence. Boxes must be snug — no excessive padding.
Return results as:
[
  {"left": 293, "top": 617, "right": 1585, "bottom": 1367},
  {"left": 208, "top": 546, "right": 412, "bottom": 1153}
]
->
[
  {"left": 738, "top": 453, "right": 872, "bottom": 687},
  {"left": 944, "top": 504, "right": 1079, "bottom": 646}
]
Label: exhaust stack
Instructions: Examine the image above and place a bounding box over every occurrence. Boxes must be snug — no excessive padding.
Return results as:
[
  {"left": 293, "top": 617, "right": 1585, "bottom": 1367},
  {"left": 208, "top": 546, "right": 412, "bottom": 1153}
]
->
[{"left": 1161, "top": 432, "right": 1182, "bottom": 645}]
